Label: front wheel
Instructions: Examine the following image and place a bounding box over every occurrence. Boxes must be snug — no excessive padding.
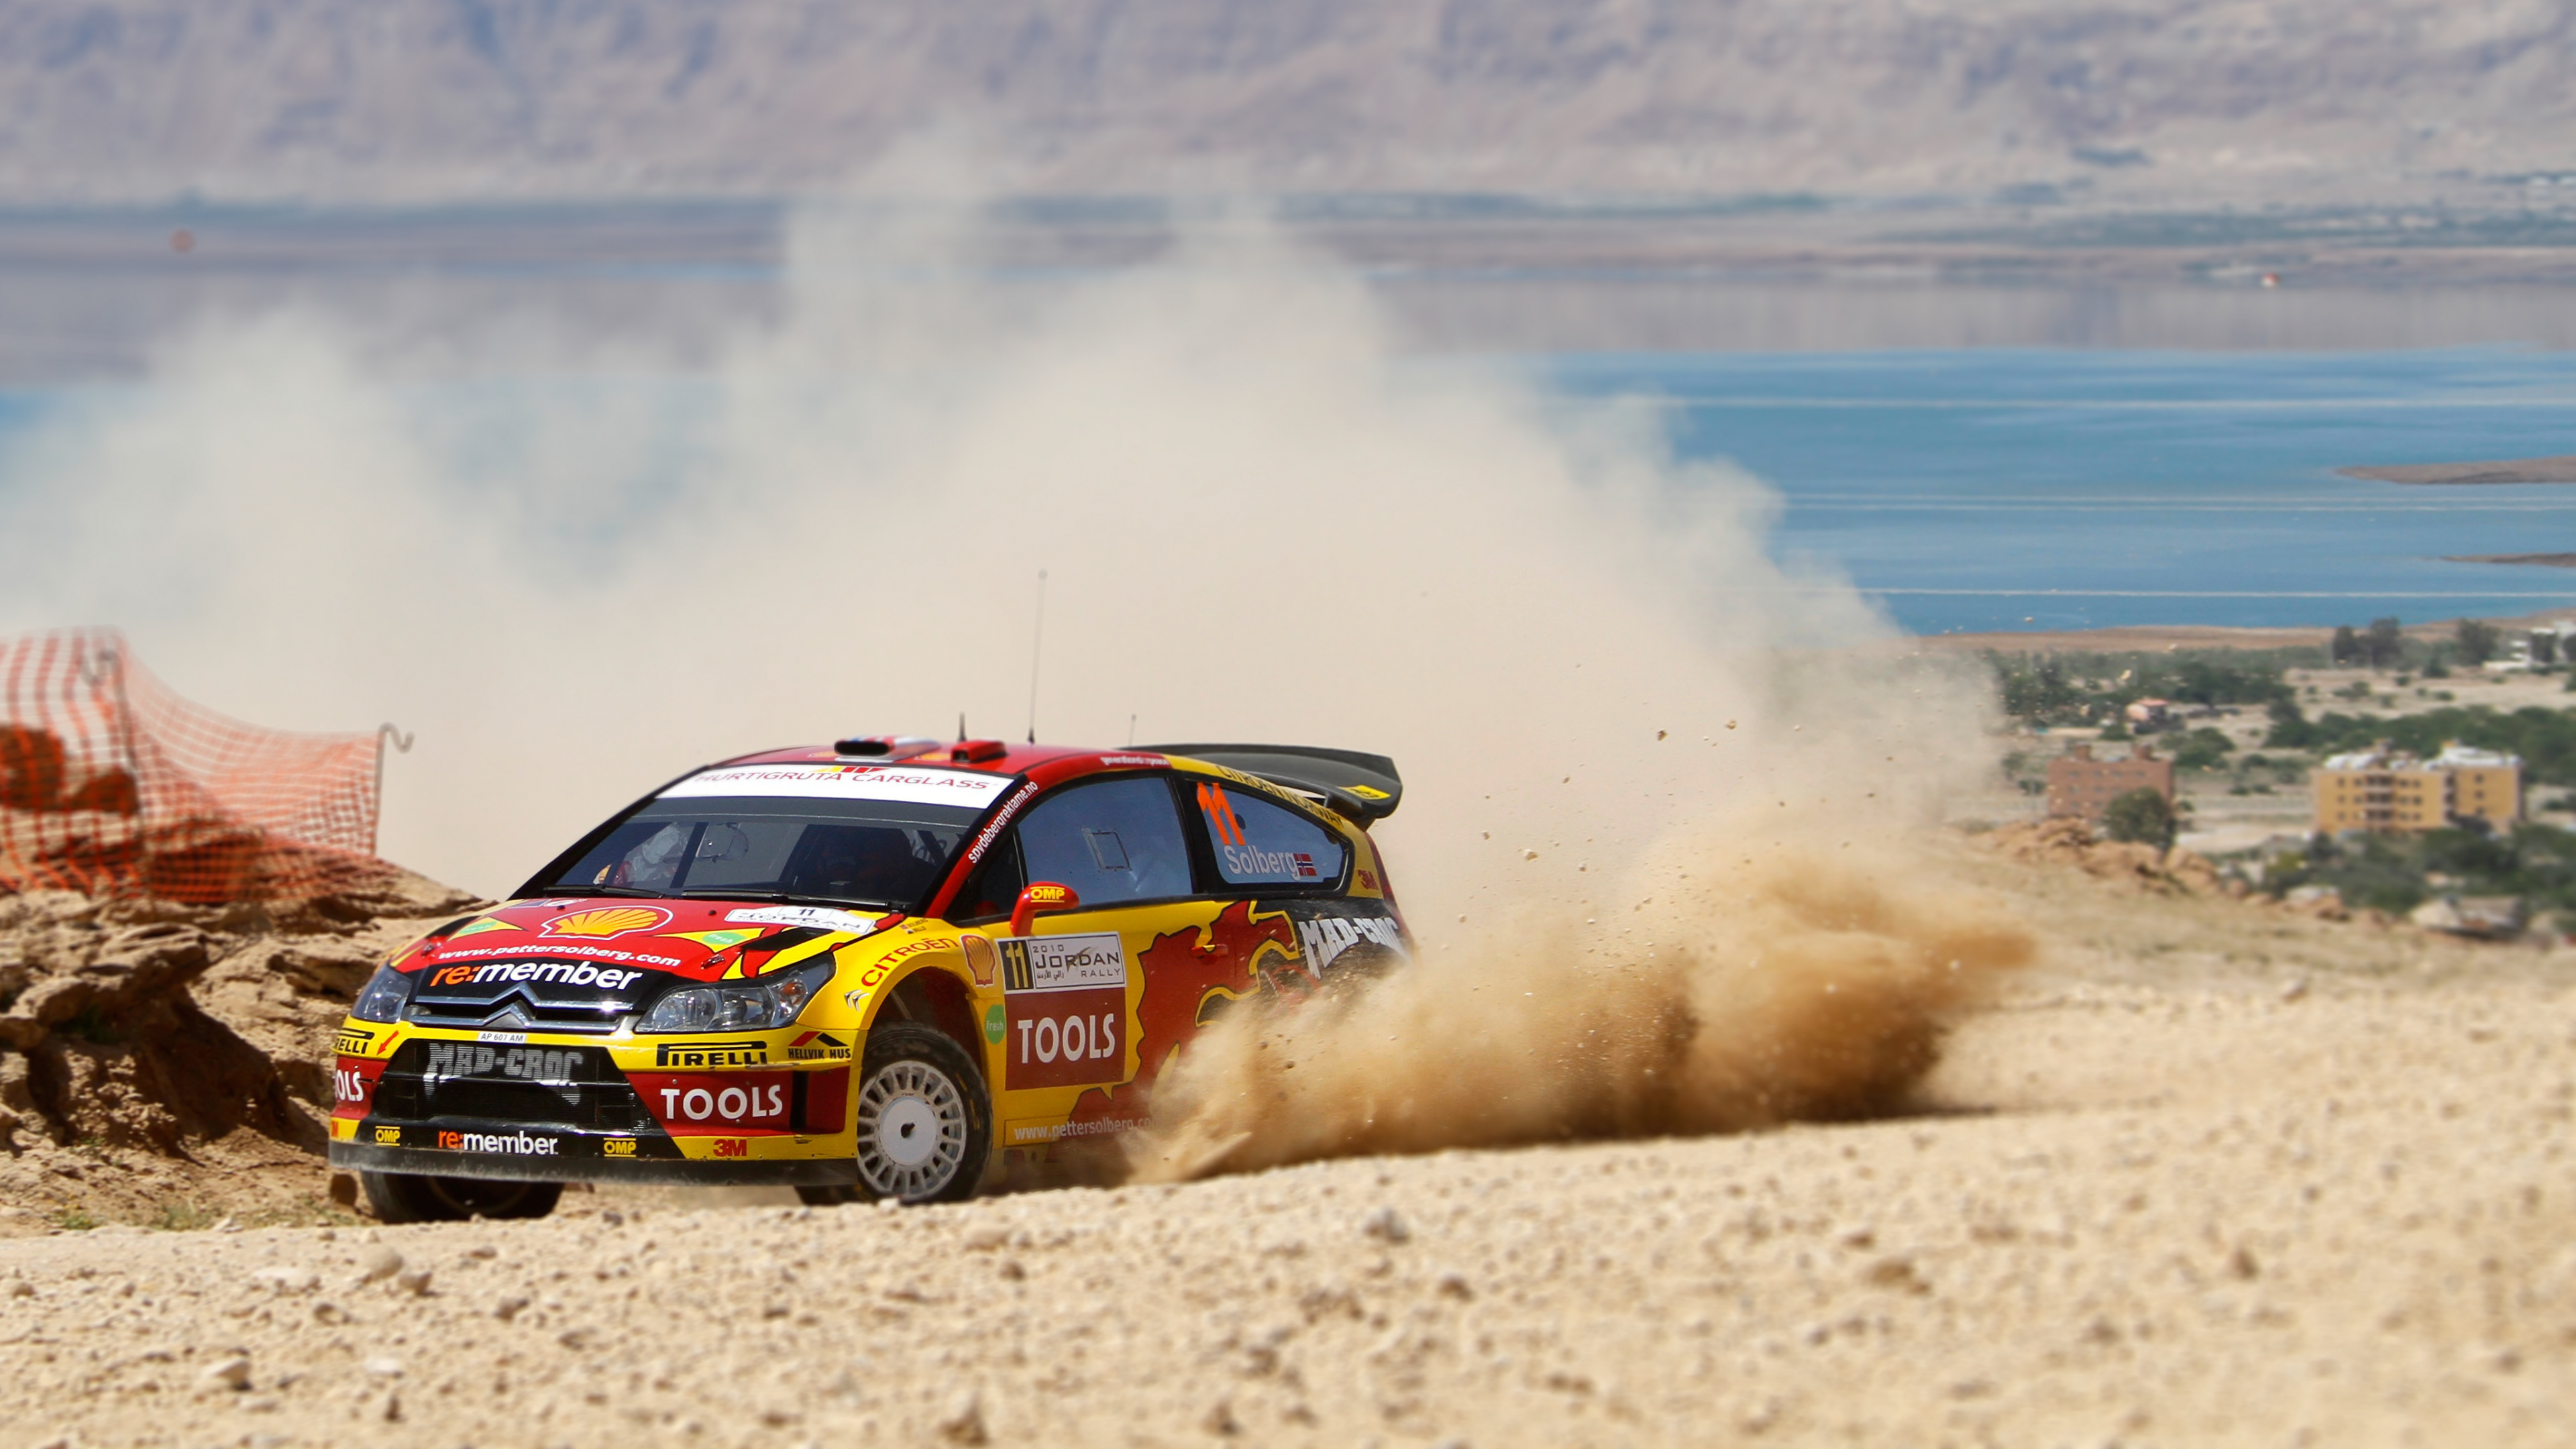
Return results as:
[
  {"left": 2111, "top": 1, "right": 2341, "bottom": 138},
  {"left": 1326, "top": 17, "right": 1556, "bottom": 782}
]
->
[
  {"left": 849, "top": 1022, "right": 990, "bottom": 1205},
  {"left": 360, "top": 1171, "right": 562, "bottom": 1224}
]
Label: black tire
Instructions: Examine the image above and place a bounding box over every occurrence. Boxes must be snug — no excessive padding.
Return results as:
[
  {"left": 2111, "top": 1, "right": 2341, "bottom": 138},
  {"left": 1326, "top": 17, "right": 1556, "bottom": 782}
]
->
[
  {"left": 849, "top": 1022, "right": 990, "bottom": 1205},
  {"left": 360, "top": 1171, "right": 563, "bottom": 1224}
]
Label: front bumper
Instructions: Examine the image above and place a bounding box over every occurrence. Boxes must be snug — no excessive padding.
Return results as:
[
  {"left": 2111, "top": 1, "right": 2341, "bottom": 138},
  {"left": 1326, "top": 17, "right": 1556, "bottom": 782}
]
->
[{"left": 329, "top": 1134, "right": 859, "bottom": 1187}]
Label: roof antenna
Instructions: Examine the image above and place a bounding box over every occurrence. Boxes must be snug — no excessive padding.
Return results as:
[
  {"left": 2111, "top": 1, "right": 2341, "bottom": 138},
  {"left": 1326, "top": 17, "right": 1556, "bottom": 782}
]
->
[
  {"left": 1128, "top": 712, "right": 1137, "bottom": 747},
  {"left": 1025, "top": 568, "right": 1048, "bottom": 744},
  {"left": 957, "top": 711, "right": 966, "bottom": 743}
]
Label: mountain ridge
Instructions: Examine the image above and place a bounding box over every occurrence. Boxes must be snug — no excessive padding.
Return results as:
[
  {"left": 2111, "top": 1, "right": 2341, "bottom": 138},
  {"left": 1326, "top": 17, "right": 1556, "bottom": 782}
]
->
[{"left": 3, "top": 1, "right": 2573, "bottom": 203}]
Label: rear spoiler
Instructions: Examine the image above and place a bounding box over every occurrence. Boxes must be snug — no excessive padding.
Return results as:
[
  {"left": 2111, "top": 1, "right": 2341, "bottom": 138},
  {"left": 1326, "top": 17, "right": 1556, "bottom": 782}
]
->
[{"left": 1147, "top": 743, "right": 1403, "bottom": 826}]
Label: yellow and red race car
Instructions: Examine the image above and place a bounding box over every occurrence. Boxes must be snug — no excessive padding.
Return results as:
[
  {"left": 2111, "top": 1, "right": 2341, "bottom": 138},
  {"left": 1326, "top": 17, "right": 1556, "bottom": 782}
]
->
[{"left": 327, "top": 737, "right": 1408, "bottom": 1220}]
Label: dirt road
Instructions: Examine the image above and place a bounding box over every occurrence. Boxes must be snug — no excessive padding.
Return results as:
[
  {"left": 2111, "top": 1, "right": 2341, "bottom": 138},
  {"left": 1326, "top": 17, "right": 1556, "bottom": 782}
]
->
[{"left": 5, "top": 947, "right": 2571, "bottom": 1448}]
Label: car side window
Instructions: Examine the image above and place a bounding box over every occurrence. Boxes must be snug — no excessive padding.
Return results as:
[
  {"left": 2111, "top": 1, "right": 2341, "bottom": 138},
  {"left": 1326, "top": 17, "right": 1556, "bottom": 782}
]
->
[
  {"left": 1194, "top": 781, "right": 1346, "bottom": 889},
  {"left": 951, "top": 833, "right": 1024, "bottom": 922},
  {"left": 1010, "top": 775, "right": 1193, "bottom": 907}
]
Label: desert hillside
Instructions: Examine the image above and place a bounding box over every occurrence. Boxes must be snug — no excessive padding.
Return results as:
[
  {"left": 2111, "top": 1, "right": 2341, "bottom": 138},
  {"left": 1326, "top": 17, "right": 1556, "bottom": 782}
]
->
[{"left": 2, "top": 0, "right": 2572, "bottom": 203}]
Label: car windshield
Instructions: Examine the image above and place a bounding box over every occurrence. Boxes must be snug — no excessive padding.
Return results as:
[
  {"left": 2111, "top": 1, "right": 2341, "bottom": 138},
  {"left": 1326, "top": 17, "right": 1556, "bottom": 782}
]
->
[{"left": 543, "top": 795, "right": 981, "bottom": 909}]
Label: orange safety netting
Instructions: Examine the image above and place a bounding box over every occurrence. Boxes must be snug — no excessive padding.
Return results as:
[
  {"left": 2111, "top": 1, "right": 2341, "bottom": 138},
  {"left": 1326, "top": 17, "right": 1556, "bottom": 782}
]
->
[{"left": 0, "top": 627, "right": 396, "bottom": 903}]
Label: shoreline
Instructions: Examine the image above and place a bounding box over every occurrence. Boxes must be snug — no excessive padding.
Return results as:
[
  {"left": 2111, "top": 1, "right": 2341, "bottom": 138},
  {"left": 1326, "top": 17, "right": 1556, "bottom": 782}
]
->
[
  {"left": 2341, "top": 455, "right": 2576, "bottom": 485},
  {"left": 2446, "top": 552, "right": 2576, "bottom": 569},
  {"left": 1915, "top": 604, "right": 2575, "bottom": 653}
]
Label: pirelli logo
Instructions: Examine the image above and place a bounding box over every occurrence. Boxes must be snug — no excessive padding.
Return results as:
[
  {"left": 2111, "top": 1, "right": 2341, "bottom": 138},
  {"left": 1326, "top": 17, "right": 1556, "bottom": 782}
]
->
[
  {"left": 653, "top": 1040, "right": 769, "bottom": 1069},
  {"left": 333, "top": 1028, "right": 374, "bottom": 1056}
]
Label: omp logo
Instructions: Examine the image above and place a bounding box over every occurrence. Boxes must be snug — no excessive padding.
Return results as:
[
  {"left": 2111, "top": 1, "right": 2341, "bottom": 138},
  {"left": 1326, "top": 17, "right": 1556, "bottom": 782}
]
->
[
  {"left": 372, "top": 1126, "right": 401, "bottom": 1146},
  {"left": 602, "top": 1138, "right": 638, "bottom": 1158},
  {"left": 786, "top": 1031, "right": 850, "bottom": 1062},
  {"left": 438, "top": 1129, "right": 563, "bottom": 1156},
  {"left": 654, "top": 1040, "right": 769, "bottom": 1068},
  {"left": 333, "top": 1028, "right": 374, "bottom": 1055},
  {"left": 1197, "top": 782, "right": 1248, "bottom": 846},
  {"left": 541, "top": 906, "right": 673, "bottom": 939}
]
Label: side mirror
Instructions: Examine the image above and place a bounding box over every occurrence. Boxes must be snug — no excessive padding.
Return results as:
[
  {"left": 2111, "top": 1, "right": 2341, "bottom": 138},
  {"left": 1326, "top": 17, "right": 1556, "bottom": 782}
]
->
[{"left": 1010, "top": 882, "right": 1081, "bottom": 936}]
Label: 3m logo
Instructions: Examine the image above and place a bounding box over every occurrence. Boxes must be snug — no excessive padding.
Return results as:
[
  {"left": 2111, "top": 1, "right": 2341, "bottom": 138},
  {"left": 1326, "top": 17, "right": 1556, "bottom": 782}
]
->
[
  {"left": 602, "top": 1138, "right": 637, "bottom": 1158},
  {"left": 372, "top": 1125, "right": 401, "bottom": 1146},
  {"left": 1197, "top": 782, "right": 1247, "bottom": 846},
  {"left": 710, "top": 1138, "right": 747, "bottom": 1159}
]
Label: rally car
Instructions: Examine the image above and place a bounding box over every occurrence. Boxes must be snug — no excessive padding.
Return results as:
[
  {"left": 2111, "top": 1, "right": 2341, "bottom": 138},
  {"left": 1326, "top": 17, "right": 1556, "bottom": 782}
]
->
[{"left": 327, "top": 737, "right": 1409, "bottom": 1220}]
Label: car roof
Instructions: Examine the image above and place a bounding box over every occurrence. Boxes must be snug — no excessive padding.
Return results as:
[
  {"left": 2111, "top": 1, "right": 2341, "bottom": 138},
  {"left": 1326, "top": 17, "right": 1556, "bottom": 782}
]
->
[
  {"left": 716, "top": 739, "right": 1150, "bottom": 779},
  {"left": 708, "top": 738, "right": 1401, "bottom": 823}
]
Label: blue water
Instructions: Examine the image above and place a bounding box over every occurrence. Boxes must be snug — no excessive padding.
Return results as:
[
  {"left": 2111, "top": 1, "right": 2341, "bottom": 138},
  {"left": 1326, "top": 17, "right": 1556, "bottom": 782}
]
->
[
  {"left": 1554, "top": 347, "right": 2576, "bottom": 635},
  {"left": 7, "top": 347, "right": 2575, "bottom": 638}
]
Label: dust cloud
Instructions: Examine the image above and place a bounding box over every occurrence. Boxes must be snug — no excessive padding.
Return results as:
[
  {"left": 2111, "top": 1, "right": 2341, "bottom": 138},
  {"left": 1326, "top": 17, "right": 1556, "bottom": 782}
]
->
[
  {"left": 0, "top": 189, "right": 2026, "bottom": 1163},
  {"left": 1130, "top": 831, "right": 2034, "bottom": 1181},
  {"left": 0, "top": 195, "right": 1992, "bottom": 923}
]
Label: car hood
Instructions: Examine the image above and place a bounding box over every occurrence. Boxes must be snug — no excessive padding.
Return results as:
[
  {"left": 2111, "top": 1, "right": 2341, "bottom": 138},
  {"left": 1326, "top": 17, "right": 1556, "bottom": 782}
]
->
[{"left": 389, "top": 896, "right": 901, "bottom": 991}]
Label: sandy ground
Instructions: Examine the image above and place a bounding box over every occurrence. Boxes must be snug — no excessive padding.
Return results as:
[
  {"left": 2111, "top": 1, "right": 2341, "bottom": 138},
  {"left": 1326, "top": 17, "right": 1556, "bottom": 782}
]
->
[{"left": 3, "top": 843, "right": 2573, "bottom": 1448}]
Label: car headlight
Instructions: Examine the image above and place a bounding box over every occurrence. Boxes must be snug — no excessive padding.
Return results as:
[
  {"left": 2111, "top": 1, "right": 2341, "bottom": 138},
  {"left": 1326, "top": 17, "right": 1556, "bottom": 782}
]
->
[
  {"left": 351, "top": 965, "right": 413, "bottom": 1024},
  {"left": 637, "top": 961, "right": 836, "bottom": 1034}
]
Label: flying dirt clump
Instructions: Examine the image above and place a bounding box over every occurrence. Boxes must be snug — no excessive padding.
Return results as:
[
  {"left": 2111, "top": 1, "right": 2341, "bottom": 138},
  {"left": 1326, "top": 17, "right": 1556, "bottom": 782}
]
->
[{"left": 1125, "top": 829, "right": 2035, "bottom": 1182}]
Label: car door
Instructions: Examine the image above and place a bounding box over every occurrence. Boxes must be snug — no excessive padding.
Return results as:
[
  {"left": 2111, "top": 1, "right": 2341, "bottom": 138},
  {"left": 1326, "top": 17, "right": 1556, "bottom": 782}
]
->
[{"left": 949, "top": 772, "right": 1206, "bottom": 1148}]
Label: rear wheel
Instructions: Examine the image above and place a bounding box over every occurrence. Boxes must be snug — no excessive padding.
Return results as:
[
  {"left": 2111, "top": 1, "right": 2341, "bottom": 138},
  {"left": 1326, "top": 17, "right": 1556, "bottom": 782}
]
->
[
  {"left": 360, "top": 1171, "right": 562, "bottom": 1224},
  {"left": 847, "top": 1022, "right": 989, "bottom": 1205}
]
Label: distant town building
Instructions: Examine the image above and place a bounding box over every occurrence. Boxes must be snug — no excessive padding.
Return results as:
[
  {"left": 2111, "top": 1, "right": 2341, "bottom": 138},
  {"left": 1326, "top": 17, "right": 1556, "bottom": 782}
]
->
[
  {"left": 2312, "top": 741, "right": 2524, "bottom": 834},
  {"left": 2487, "top": 621, "right": 2576, "bottom": 674},
  {"left": 2046, "top": 741, "right": 2175, "bottom": 823},
  {"left": 2122, "top": 698, "right": 2172, "bottom": 731}
]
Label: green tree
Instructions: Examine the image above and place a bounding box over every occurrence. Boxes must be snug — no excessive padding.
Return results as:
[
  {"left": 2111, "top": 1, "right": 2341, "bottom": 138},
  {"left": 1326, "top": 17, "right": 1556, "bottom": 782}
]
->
[
  {"left": 2264, "top": 697, "right": 2321, "bottom": 749},
  {"left": 2455, "top": 619, "right": 2501, "bottom": 667},
  {"left": 2102, "top": 788, "right": 2178, "bottom": 849},
  {"left": 2331, "top": 625, "right": 2362, "bottom": 665},
  {"left": 2171, "top": 727, "right": 2235, "bottom": 771},
  {"left": 2364, "top": 616, "right": 2405, "bottom": 669}
]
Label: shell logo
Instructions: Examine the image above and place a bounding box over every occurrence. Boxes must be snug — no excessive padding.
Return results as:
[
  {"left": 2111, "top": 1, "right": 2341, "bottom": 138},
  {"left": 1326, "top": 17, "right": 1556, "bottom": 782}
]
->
[{"left": 542, "top": 906, "right": 674, "bottom": 938}]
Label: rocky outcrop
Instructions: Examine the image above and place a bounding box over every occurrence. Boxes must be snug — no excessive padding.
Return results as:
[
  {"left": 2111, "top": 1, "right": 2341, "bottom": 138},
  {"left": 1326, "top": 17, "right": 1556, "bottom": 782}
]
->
[
  {"left": 1980, "top": 817, "right": 2230, "bottom": 898},
  {"left": 0, "top": 872, "right": 482, "bottom": 1230}
]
